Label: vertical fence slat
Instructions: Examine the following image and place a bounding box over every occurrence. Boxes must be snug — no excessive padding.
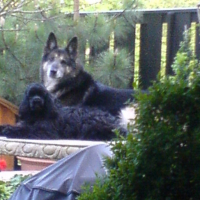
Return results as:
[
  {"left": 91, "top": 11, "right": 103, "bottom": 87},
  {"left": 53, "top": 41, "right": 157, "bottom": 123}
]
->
[
  {"left": 166, "top": 12, "right": 192, "bottom": 75},
  {"left": 127, "top": 29, "right": 136, "bottom": 88},
  {"left": 195, "top": 24, "right": 200, "bottom": 60},
  {"left": 166, "top": 12, "right": 175, "bottom": 75},
  {"left": 139, "top": 13, "right": 162, "bottom": 89}
]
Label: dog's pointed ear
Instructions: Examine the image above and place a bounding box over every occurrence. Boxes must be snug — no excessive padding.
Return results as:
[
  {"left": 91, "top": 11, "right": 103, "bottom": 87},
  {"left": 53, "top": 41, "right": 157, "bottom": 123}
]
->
[
  {"left": 44, "top": 32, "right": 58, "bottom": 54},
  {"left": 65, "top": 37, "right": 78, "bottom": 60}
]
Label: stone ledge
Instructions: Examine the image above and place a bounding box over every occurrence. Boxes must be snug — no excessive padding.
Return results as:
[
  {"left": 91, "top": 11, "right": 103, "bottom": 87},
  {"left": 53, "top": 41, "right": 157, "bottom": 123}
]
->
[{"left": 0, "top": 137, "right": 106, "bottom": 160}]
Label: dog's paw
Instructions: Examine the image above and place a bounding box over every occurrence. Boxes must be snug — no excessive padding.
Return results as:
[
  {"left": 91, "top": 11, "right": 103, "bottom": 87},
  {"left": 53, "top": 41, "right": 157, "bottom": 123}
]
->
[{"left": 0, "top": 125, "right": 11, "bottom": 137}]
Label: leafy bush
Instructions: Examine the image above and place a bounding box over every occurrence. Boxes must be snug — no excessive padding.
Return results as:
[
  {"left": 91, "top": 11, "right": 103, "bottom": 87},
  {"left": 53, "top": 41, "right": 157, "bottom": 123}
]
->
[
  {"left": 0, "top": 174, "right": 30, "bottom": 200},
  {"left": 78, "top": 29, "right": 200, "bottom": 200}
]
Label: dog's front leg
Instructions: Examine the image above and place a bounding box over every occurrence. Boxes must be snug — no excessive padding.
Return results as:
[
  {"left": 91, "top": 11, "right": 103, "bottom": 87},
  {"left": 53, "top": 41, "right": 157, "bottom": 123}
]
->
[{"left": 0, "top": 124, "right": 31, "bottom": 139}]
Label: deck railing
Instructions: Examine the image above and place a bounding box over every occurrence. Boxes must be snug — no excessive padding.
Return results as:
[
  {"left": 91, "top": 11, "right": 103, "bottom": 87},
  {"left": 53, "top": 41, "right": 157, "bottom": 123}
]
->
[{"left": 80, "top": 8, "right": 200, "bottom": 89}]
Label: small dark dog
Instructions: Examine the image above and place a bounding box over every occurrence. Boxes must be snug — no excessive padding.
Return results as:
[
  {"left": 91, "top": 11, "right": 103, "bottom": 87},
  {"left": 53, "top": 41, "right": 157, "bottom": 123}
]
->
[
  {"left": 0, "top": 83, "right": 125, "bottom": 140},
  {"left": 40, "top": 32, "right": 135, "bottom": 116}
]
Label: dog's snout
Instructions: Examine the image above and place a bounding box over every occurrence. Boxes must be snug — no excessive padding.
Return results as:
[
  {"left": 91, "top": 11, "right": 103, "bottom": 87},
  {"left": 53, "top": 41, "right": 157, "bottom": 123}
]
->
[
  {"left": 50, "top": 65, "right": 58, "bottom": 77},
  {"left": 32, "top": 96, "right": 42, "bottom": 104},
  {"left": 50, "top": 69, "right": 57, "bottom": 76},
  {"left": 30, "top": 95, "right": 44, "bottom": 111}
]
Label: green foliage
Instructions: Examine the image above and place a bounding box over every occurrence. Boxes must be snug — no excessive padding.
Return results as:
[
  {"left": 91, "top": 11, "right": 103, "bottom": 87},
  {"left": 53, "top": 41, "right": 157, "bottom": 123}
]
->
[
  {"left": 80, "top": 0, "right": 137, "bottom": 11},
  {"left": 0, "top": 174, "right": 31, "bottom": 200},
  {"left": 0, "top": 0, "right": 64, "bottom": 105},
  {"left": 0, "top": 28, "right": 43, "bottom": 104},
  {"left": 83, "top": 14, "right": 111, "bottom": 48},
  {"left": 93, "top": 49, "right": 133, "bottom": 88},
  {"left": 139, "top": 0, "right": 198, "bottom": 9},
  {"left": 0, "top": 180, "right": 10, "bottom": 200},
  {"left": 0, "top": 1, "right": 139, "bottom": 105},
  {"left": 171, "top": 30, "right": 198, "bottom": 84},
  {"left": 133, "top": 31, "right": 200, "bottom": 199},
  {"left": 78, "top": 30, "right": 200, "bottom": 200},
  {"left": 78, "top": 134, "right": 139, "bottom": 200}
]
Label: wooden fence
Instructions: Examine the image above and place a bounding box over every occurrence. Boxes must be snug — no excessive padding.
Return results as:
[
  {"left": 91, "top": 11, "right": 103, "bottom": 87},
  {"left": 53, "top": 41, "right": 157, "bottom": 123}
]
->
[{"left": 81, "top": 8, "right": 200, "bottom": 89}]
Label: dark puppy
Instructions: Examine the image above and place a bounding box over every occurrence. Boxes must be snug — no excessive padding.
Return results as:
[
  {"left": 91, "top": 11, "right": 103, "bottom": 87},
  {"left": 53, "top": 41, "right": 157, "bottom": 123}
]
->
[
  {"left": 0, "top": 83, "right": 125, "bottom": 140},
  {"left": 41, "top": 32, "right": 135, "bottom": 116}
]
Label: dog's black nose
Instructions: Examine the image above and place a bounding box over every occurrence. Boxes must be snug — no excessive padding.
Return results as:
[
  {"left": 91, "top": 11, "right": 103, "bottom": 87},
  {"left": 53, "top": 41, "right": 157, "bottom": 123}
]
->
[
  {"left": 50, "top": 69, "right": 57, "bottom": 77},
  {"left": 33, "top": 96, "right": 42, "bottom": 104},
  {"left": 31, "top": 96, "right": 44, "bottom": 111}
]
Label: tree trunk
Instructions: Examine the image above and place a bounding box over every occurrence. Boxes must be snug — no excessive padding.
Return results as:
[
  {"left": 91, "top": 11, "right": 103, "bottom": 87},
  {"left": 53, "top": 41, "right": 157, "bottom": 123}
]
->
[{"left": 74, "top": 0, "right": 79, "bottom": 21}]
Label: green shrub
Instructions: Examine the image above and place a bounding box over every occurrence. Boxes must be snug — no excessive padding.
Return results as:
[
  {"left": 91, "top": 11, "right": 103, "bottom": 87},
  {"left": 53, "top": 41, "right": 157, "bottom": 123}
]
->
[
  {"left": 0, "top": 174, "right": 31, "bottom": 200},
  {"left": 78, "top": 29, "right": 200, "bottom": 200},
  {"left": 78, "top": 134, "right": 139, "bottom": 200}
]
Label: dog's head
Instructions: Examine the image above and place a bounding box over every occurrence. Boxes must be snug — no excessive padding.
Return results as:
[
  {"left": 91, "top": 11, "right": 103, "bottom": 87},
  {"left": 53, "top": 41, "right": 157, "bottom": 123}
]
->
[
  {"left": 26, "top": 83, "right": 47, "bottom": 112},
  {"left": 41, "top": 32, "right": 83, "bottom": 92},
  {"left": 19, "top": 83, "right": 57, "bottom": 121}
]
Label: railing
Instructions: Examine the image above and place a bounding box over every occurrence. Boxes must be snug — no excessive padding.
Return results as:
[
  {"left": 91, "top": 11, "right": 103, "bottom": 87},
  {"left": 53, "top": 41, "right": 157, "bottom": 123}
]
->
[
  {"left": 138, "top": 8, "right": 199, "bottom": 89},
  {"left": 80, "top": 8, "right": 200, "bottom": 89}
]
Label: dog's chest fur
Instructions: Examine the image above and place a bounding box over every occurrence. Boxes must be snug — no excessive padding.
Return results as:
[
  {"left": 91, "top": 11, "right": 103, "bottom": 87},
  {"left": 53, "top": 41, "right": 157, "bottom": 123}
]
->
[
  {"left": 54, "top": 71, "right": 134, "bottom": 116},
  {"left": 53, "top": 70, "right": 95, "bottom": 106},
  {"left": 59, "top": 88, "right": 88, "bottom": 106}
]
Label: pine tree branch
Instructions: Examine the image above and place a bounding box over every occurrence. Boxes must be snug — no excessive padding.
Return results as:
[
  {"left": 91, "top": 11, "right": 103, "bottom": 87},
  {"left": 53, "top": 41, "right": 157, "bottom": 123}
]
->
[
  {"left": 113, "top": 49, "right": 117, "bottom": 68},
  {"left": 11, "top": 13, "right": 61, "bottom": 22},
  {"left": 0, "top": 8, "right": 52, "bottom": 17},
  {"left": 1, "top": 29, "right": 25, "bottom": 68},
  {"left": 93, "top": 14, "right": 99, "bottom": 33},
  {"left": 0, "top": 29, "right": 27, "bottom": 32},
  {"left": 1, "top": 0, "right": 15, "bottom": 13},
  {"left": 1, "top": 0, "right": 31, "bottom": 15},
  {"left": 34, "top": 29, "right": 43, "bottom": 43},
  {"left": 122, "top": 14, "right": 136, "bottom": 29},
  {"left": 0, "top": 0, "right": 51, "bottom": 17},
  {"left": 108, "top": 1, "right": 137, "bottom": 22}
]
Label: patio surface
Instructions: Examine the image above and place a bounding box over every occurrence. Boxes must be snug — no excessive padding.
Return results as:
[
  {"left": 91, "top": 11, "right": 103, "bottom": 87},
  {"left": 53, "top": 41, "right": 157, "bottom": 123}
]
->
[{"left": 0, "top": 171, "right": 38, "bottom": 181}]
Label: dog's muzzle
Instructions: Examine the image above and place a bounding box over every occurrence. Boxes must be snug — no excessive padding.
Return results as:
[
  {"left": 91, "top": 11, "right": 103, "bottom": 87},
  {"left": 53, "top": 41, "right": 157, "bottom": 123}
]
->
[
  {"left": 30, "top": 96, "right": 44, "bottom": 111},
  {"left": 49, "top": 66, "right": 58, "bottom": 78}
]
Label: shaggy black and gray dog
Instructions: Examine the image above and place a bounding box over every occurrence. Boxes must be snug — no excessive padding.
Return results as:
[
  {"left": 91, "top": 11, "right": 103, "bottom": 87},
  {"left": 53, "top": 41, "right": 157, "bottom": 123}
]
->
[{"left": 0, "top": 83, "right": 125, "bottom": 140}]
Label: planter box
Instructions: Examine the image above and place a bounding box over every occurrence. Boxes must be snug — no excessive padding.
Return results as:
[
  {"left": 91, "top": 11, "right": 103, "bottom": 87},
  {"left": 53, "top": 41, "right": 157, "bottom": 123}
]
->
[{"left": 17, "top": 156, "right": 56, "bottom": 171}]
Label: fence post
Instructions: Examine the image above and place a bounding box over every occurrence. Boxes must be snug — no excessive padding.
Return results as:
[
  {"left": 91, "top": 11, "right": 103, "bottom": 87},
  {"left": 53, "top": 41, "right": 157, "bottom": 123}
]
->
[{"left": 139, "top": 12, "right": 162, "bottom": 89}]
